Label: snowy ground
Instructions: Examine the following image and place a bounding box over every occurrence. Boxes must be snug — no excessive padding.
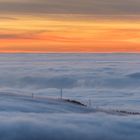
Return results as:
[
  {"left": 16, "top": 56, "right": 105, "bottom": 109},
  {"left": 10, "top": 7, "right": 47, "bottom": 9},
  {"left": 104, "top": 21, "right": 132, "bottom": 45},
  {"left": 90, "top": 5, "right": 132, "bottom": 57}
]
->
[
  {"left": 0, "top": 91, "right": 140, "bottom": 140},
  {"left": 0, "top": 53, "right": 140, "bottom": 139}
]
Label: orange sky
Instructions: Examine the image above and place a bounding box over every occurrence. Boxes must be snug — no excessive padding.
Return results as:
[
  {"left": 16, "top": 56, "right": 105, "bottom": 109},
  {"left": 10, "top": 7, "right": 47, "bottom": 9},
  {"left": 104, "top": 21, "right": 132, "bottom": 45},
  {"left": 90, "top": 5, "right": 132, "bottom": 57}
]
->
[{"left": 0, "top": 0, "right": 140, "bottom": 53}]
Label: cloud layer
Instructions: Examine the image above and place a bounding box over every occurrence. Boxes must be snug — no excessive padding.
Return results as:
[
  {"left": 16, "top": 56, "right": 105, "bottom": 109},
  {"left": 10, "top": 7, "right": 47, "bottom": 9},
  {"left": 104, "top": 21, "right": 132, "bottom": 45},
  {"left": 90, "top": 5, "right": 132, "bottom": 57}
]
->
[
  {"left": 0, "top": 53, "right": 140, "bottom": 90},
  {"left": 0, "top": 54, "right": 139, "bottom": 140},
  {"left": 0, "top": 0, "right": 139, "bottom": 16},
  {"left": 0, "top": 112, "right": 139, "bottom": 140}
]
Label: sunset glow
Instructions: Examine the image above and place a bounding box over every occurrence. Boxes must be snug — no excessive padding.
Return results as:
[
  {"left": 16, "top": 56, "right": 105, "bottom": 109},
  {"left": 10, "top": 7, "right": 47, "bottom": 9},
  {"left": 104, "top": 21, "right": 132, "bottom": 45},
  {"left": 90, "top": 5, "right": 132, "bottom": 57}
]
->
[{"left": 0, "top": 0, "right": 140, "bottom": 53}]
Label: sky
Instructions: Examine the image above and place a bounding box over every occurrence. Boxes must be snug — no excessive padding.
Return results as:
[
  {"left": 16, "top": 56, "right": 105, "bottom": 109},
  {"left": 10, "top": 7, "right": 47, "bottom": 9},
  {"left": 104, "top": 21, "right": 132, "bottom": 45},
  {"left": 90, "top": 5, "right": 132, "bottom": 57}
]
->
[{"left": 0, "top": 0, "right": 140, "bottom": 53}]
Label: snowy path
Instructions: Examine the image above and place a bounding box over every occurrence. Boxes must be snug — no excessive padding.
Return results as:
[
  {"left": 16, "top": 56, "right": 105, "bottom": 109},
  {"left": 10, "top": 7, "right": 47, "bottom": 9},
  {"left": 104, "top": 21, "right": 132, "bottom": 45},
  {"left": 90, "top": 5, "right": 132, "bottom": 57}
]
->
[{"left": 0, "top": 91, "right": 139, "bottom": 116}]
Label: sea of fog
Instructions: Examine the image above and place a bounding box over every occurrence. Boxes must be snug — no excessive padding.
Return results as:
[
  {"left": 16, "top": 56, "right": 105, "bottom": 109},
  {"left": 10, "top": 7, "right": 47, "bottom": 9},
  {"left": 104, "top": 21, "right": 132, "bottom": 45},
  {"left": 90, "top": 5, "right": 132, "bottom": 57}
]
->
[
  {"left": 0, "top": 53, "right": 140, "bottom": 140},
  {"left": 1, "top": 53, "right": 140, "bottom": 111}
]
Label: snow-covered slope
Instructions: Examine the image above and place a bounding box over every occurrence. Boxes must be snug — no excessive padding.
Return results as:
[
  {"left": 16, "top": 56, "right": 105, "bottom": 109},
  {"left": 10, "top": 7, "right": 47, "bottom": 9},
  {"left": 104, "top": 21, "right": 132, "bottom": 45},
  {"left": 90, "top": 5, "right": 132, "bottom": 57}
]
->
[
  {"left": 0, "top": 92, "right": 140, "bottom": 140},
  {"left": 0, "top": 92, "right": 92, "bottom": 113}
]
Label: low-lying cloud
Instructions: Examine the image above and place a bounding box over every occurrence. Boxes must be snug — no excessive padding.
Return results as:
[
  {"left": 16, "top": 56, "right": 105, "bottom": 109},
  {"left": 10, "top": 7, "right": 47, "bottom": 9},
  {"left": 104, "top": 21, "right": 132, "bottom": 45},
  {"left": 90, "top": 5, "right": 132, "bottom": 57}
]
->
[
  {"left": 20, "top": 76, "right": 77, "bottom": 89},
  {"left": 127, "top": 72, "right": 140, "bottom": 79},
  {"left": 0, "top": 54, "right": 139, "bottom": 140},
  {"left": 0, "top": 54, "right": 140, "bottom": 90},
  {"left": 0, "top": 112, "right": 139, "bottom": 140}
]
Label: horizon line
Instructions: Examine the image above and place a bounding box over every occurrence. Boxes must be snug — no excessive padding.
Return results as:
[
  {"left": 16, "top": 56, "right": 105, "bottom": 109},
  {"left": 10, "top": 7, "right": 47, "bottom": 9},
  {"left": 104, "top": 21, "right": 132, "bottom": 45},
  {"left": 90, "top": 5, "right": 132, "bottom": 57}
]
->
[{"left": 0, "top": 51, "right": 140, "bottom": 54}]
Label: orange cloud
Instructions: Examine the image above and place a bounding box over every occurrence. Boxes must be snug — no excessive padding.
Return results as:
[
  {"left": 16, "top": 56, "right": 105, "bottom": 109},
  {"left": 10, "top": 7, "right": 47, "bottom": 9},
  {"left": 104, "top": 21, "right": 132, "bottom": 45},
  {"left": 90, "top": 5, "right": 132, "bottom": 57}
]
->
[{"left": 0, "top": 15, "right": 140, "bottom": 53}]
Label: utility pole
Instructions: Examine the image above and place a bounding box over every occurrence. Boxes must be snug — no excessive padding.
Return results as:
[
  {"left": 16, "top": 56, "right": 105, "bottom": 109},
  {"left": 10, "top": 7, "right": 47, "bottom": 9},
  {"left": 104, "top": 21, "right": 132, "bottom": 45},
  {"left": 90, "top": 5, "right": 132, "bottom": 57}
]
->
[
  {"left": 60, "top": 88, "right": 63, "bottom": 99},
  {"left": 88, "top": 99, "right": 92, "bottom": 107},
  {"left": 32, "top": 93, "right": 34, "bottom": 99}
]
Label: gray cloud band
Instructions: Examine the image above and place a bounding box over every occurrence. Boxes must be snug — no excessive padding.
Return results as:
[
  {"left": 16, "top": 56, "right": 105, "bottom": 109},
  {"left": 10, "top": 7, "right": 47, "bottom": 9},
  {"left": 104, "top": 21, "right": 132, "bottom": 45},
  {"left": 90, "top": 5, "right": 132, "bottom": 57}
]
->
[{"left": 0, "top": 0, "right": 139, "bottom": 15}]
